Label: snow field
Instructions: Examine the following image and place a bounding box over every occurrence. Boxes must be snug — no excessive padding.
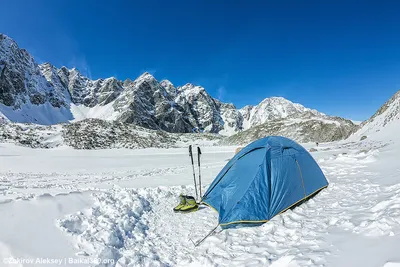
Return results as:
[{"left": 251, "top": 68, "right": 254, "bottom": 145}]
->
[
  {"left": 1, "top": 140, "right": 400, "bottom": 266},
  {"left": 56, "top": 142, "right": 400, "bottom": 267}
]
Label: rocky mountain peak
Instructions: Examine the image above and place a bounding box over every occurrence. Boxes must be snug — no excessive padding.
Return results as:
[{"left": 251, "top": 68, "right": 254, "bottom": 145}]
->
[
  {"left": 160, "top": 79, "right": 177, "bottom": 96},
  {"left": 59, "top": 66, "right": 69, "bottom": 73},
  {"left": 178, "top": 83, "right": 205, "bottom": 97},
  {"left": 180, "top": 82, "right": 193, "bottom": 87},
  {"left": 0, "top": 33, "right": 16, "bottom": 53},
  {"left": 238, "top": 96, "right": 324, "bottom": 130},
  {"left": 39, "top": 62, "right": 52, "bottom": 68},
  {"left": 123, "top": 78, "right": 133, "bottom": 87},
  {"left": 0, "top": 34, "right": 54, "bottom": 109},
  {"left": 1, "top": 33, "right": 358, "bottom": 142},
  {"left": 136, "top": 72, "right": 156, "bottom": 83},
  {"left": 160, "top": 79, "right": 173, "bottom": 87},
  {"left": 68, "top": 67, "right": 84, "bottom": 80}
]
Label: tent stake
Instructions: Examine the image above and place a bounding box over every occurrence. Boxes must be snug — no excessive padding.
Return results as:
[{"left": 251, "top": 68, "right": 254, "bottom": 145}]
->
[{"left": 193, "top": 224, "right": 220, "bottom": 247}]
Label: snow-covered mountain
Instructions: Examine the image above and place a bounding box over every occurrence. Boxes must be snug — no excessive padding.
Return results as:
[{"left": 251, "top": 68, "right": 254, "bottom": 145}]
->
[
  {"left": 221, "top": 97, "right": 359, "bottom": 144},
  {"left": 0, "top": 34, "right": 74, "bottom": 124},
  {"left": 1, "top": 33, "right": 358, "bottom": 142},
  {"left": 239, "top": 97, "right": 322, "bottom": 129},
  {"left": 351, "top": 90, "right": 400, "bottom": 141}
]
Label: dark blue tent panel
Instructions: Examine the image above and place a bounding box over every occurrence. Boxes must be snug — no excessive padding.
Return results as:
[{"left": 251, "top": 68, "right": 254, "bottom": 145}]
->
[{"left": 201, "top": 136, "right": 328, "bottom": 228}]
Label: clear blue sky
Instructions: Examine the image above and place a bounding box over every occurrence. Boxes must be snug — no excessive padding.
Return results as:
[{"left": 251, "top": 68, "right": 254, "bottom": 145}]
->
[{"left": 1, "top": 0, "right": 400, "bottom": 121}]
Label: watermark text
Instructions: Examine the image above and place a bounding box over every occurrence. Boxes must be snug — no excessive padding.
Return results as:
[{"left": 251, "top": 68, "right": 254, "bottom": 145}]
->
[{"left": 2, "top": 257, "right": 115, "bottom": 265}]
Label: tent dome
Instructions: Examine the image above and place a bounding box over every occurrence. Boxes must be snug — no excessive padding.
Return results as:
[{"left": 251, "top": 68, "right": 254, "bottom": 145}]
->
[{"left": 201, "top": 136, "right": 328, "bottom": 228}]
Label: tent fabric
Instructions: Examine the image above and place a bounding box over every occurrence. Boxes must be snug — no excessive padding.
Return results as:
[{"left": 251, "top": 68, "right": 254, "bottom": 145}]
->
[{"left": 201, "top": 136, "right": 328, "bottom": 228}]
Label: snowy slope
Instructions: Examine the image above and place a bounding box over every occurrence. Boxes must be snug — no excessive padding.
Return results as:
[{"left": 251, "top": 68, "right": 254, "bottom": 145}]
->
[
  {"left": 351, "top": 90, "right": 400, "bottom": 142},
  {"left": 69, "top": 103, "right": 120, "bottom": 121},
  {"left": 0, "top": 102, "right": 73, "bottom": 125}
]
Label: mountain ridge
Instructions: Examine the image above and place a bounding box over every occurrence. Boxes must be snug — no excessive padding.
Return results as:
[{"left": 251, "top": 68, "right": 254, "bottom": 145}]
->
[{"left": 1, "top": 33, "right": 358, "bottom": 142}]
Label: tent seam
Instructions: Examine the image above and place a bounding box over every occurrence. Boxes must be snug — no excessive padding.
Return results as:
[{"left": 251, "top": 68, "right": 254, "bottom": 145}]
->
[
  {"left": 295, "top": 159, "right": 307, "bottom": 198},
  {"left": 219, "top": 158, "right": 266, "bottom": 223},
  {"left": 201, "top": 146, "right": 265, "bottom": 200}
]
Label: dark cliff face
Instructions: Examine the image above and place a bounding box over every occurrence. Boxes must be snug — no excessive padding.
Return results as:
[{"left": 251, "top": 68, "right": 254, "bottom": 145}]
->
[{"left": 0, "top": 34, "right": 46, "bottom": 107}]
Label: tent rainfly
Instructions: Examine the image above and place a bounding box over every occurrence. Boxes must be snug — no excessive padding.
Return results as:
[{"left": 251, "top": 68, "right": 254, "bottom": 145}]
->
[{"left": 201, "top": 136, "right": 328, "bottom": 229}]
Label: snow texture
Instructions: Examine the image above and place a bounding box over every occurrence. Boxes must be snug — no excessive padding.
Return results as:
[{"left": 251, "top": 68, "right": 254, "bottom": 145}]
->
[
  {"left": 1, "top": 137, "right": 400, "bottom": 266},
  {"left": 55, "top": 141, "right": 400, "bottom": 267}
]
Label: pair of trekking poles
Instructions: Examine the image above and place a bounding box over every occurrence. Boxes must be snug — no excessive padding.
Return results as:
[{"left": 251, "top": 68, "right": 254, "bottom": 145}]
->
[
  {"left": 188, "top": 145, "right": 221, "bottom": 247},
  {"left": 189, "top": 145, "right": 202, "bottom": 201},
  {"left": 186, "top": 145, "right": 221, "bottom": 246},
  {"left": 173, "top": 145, "right": 203, "bottom": 213}
]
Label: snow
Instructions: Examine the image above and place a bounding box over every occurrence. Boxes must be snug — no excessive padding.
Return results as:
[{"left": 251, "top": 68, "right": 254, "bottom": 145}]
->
[
  {"left": 239, "top": 97, "right": 325, "bottom": 130},
  {"left": 1, "top": 138, "right": 400, "bottom": 266},
  {"left": 384, "top": 263, "right": 400, "bottom": 267},
  {"left": 70, "top": 103, "right": 120, "bottom": 122},
  {"left": 351, "top": 120, "right": 363, "bottom": 125},
  {"left": 0, "top": 102, "right": 74, "bottom": 125},
  {"left": 0, "top": 192, "right": 94, "bottom": 267},
  {"left": 287, "top": 118, "right": 341, "bottom": 126},
  {"left": 350, "top": 91, "right": 400, "bottom": 143},
  {"left": 0, "top": 144, "right": 233, "bottom": 201}
]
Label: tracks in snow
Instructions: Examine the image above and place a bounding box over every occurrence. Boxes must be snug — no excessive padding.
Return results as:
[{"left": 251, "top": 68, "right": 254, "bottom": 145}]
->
[
  {"left": 58, "top": 143, "right": 400, "bottom": 266},
  {"left": 0, "top": 161, "right": 225, "bottom": 202}
]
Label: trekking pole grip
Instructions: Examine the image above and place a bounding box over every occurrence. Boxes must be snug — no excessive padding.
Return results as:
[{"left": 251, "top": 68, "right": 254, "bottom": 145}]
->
[
  {"left": 189, "top": 145, "right": 194, "bottom": 164},
  {"left": 197, "top": 147, "right": 201, "bottom": 166}
]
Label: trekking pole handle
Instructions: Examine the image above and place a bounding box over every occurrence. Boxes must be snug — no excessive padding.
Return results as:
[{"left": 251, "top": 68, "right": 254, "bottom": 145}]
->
[
  {"left": 189, "top": 145, "right": 194, "bottom": 165},
  {"left": 197, "top": 147, "right": 201, "bottom": 166}
]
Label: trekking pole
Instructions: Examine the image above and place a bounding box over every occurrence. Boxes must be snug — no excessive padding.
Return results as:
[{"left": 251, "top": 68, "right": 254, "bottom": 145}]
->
[
  {"left": 197, "top": 146, "right": 202, "bottom": 200},
  {"left": 189, "top": 145, "right": 198, "bottom": 199}
]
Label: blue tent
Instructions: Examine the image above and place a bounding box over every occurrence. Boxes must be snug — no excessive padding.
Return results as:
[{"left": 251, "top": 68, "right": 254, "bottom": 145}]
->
[{"left": 201, "top": 136, "right": 328, "bottom": 228}]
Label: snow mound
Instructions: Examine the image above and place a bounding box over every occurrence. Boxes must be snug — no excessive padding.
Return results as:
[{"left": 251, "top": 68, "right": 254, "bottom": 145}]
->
[
  {"left": 383, "top": 263, "right": 400, "bottom": 267},
  {"left": 58, "top": 187, "right": 152, "bottom": 265},
  {"left": 58, "top": 185, "right": 331, "bottom": 266}
]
